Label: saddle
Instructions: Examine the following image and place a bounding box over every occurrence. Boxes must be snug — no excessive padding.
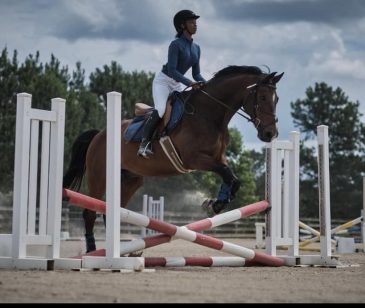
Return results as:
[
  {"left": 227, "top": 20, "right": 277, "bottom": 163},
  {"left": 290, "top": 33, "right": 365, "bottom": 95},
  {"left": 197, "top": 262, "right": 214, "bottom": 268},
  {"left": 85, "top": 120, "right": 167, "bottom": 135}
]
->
[
  {"left": 124, "top": 91, "right": 185, "bottom": 142},
  {"left": 134, "top": 99, "right": 173, "bottom": 128}
]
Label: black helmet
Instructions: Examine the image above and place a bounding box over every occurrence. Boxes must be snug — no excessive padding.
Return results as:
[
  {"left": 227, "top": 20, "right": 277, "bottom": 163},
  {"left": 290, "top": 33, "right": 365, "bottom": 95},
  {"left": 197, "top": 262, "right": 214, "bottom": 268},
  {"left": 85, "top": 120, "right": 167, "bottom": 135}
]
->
[{"left": 173, "top": 10, "right": 200, "bottom": 32}]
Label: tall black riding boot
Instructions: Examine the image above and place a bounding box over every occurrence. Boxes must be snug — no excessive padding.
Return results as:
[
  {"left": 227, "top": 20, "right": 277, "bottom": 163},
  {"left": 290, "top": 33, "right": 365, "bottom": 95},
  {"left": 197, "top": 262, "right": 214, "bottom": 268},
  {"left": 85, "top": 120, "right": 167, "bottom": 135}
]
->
[{"left": 137, "top": 109, "right": 161, "bottom": 158}]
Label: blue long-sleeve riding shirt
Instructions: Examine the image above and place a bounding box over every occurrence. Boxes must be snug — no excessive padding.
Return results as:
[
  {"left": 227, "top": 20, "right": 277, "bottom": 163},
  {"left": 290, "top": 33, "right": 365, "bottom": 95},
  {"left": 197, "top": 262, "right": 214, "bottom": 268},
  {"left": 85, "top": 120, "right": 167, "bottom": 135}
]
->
[{"left": 161, "top": 35, "right": 206, "bottom": 87}]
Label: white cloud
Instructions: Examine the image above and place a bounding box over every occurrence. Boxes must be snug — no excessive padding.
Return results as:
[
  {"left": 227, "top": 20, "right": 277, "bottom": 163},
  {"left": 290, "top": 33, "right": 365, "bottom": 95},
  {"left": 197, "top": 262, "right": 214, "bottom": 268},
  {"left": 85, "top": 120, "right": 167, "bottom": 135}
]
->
[{"left": 64, "top": 0, "right": 121, "bottom": 31}]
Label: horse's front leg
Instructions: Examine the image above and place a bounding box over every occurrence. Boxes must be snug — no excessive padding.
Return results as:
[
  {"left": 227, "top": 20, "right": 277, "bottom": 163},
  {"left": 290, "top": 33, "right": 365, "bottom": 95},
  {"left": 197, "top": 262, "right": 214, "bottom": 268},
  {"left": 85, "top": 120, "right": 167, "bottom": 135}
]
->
[{"left": 202, "top": 164, "right": 241, "bottom": 217}]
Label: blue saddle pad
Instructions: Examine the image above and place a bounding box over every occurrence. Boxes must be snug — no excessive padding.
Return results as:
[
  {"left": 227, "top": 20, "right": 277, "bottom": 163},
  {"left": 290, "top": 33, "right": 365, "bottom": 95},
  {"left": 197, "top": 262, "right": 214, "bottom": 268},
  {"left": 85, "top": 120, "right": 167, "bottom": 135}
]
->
[{"left": 124, "top": 91, "right": 185, "bottom": 142}]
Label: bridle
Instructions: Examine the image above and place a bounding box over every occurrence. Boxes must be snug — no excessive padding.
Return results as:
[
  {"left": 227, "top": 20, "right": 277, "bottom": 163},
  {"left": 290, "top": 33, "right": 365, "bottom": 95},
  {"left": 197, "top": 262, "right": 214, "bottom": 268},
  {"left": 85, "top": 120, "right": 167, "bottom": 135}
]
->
[{"left": 195, "top": 81, "right": 278, "bottom": 129}]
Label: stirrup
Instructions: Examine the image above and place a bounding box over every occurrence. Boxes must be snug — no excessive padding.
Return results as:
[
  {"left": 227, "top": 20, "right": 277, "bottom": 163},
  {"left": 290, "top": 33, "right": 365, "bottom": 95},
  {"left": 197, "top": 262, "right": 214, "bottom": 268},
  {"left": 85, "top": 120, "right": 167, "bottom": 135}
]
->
[{"left": 137, "top": 141, "right": 153, "bottom": 158}]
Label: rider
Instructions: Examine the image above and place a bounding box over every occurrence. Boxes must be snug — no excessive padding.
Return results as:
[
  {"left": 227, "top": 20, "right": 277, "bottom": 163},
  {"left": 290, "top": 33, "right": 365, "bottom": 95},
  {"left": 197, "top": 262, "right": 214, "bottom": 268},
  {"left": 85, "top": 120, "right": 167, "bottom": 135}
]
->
[{"left": 137, "top": 9, "right": 206, "bottom": 158}]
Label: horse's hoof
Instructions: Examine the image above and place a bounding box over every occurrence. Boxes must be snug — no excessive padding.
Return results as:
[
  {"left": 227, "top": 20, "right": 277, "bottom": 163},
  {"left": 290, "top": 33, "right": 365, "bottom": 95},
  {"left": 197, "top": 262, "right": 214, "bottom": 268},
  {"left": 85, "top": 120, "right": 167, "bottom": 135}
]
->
[
  {"left": 212, "top": 199, "right": 228, "bottom": 215},
  {"left": 201, "top": 199, "right": 216, "bottom": 217}
]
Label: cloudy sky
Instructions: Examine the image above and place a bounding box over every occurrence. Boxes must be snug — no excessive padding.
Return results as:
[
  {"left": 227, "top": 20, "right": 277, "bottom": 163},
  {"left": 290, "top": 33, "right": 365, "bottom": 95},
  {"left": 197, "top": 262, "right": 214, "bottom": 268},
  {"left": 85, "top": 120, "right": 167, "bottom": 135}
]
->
[{"left": 1, "top": 0, "right": 364, "bottom": 150}]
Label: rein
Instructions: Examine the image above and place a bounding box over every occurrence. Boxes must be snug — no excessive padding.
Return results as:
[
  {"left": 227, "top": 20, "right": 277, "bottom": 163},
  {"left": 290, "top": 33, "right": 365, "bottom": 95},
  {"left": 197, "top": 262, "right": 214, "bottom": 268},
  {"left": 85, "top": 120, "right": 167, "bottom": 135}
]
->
[
  {"left": 197, "top": 82, "right": 277, "bottom": 129},
  {"left": 199, "top": 89, "right": 254, "bottom": 123}
]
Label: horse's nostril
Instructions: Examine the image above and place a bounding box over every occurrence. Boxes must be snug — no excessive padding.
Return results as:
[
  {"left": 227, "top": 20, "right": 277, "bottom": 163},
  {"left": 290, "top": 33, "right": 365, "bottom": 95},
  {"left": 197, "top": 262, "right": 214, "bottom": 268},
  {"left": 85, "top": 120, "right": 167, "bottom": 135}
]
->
[{"left": 265, "top": 131, "right": 273, "bottom": 140}]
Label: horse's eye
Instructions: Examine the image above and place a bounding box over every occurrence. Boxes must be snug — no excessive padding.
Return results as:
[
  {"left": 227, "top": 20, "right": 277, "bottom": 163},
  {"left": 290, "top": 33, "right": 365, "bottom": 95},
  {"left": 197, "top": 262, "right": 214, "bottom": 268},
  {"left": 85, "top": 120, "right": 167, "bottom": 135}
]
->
[{"left": 261, "top": 96, "right": 266, "bottom": 101}]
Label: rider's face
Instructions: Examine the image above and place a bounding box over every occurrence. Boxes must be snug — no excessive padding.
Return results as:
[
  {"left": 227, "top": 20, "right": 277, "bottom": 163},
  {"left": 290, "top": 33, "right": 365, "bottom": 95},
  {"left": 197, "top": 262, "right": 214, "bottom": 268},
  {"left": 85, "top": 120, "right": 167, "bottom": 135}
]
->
[{"left": 184, "top": 19, "right": 197, "bottom": 35}]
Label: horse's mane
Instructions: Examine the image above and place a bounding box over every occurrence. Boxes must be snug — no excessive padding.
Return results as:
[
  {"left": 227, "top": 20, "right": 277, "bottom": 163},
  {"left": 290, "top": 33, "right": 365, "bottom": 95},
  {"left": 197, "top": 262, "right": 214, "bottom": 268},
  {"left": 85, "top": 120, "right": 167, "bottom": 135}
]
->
[{"left": 212, "top": 65, "right": 263, "bottom": 80}]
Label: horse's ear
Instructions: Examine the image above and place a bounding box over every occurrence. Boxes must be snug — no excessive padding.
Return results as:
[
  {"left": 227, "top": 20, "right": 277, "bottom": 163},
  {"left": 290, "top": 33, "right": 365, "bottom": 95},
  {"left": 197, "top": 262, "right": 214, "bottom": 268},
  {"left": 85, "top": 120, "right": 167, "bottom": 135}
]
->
[
  {"left": 273, "top": 72, "right": 284, "bottom": 84},
  {"left": 261, "top": 72, "right": 277, "bottom": 84}
]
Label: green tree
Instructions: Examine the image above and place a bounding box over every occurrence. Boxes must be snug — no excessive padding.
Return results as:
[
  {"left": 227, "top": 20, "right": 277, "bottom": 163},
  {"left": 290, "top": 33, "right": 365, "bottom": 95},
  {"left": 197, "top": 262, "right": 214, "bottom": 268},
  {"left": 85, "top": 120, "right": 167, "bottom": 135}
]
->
[
  {"left": 89, "top": 61, "right": 154, "bottom": 118},
  {"left": 63, "top": 62, "right": 106, "bottom": 165},
  {"left": 0, "top": 48, "right": 106, "bottom": 192},
  {"left": 0, "top": 49, "right": 69, "bottom": 191},
  {"left": 0, "top": 48, "right": 19, "bottom": 191},
  {"left": 248, "top": 148, "right": 266, "bottom": 200},
  {"left": 290, "top": 82, "right": 365, "bottom": 218}
]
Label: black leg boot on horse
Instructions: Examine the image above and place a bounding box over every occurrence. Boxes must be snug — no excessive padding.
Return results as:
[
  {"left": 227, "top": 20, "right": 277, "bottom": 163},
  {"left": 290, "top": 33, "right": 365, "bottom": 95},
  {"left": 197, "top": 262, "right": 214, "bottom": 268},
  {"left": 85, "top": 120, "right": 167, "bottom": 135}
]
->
[
  {"left": 137, "top": 109, "right": 161, "bottom": 158},
  {"left": 83, "top": 209, "right": 97, "bottom": 253},
  {"left": 202, "top": 165, "right": 241, "bottom": 217}
]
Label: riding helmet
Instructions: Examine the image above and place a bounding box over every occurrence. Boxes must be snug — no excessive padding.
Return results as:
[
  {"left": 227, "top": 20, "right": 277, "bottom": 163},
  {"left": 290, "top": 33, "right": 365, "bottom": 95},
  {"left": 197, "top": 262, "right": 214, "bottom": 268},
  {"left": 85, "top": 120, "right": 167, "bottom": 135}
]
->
[{"left": 173, "top": 10, "right": 200, "bottom": 32}]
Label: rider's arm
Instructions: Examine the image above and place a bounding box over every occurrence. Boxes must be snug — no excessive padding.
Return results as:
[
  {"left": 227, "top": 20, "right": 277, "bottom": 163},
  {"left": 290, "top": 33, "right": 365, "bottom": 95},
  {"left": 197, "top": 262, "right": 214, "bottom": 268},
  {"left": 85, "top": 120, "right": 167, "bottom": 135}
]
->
[
  {"left": 167, "top": 41, "right": 194, "bottom": 87},
  {"left": 192, "top": 45, "right": 206, "bottom": 83}
]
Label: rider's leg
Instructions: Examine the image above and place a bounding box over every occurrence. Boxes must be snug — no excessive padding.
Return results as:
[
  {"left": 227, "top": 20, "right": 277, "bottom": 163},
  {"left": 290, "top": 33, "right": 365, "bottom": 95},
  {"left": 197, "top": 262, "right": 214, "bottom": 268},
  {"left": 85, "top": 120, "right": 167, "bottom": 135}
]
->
[
  {"left": 137, "top": 109, "right": 161, "bottom": 157},
  {"left": 138, "top": 71, "right": 181, "bottom": 158}
]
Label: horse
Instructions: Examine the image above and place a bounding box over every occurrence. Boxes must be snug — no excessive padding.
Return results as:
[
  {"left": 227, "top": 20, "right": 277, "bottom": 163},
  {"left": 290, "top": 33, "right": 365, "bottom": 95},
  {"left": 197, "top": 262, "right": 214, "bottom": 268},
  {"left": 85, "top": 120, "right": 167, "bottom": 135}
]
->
[{"left": 63, "top": 65, "right": 284, "bottom": 252}]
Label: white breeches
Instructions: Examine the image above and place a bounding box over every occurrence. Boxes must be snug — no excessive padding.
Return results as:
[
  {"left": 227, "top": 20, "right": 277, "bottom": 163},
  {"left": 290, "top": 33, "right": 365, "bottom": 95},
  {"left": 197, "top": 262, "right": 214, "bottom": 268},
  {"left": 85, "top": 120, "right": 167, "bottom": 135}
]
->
[{"left": 153, "top": 71, "right": 184, "bottom": 117}]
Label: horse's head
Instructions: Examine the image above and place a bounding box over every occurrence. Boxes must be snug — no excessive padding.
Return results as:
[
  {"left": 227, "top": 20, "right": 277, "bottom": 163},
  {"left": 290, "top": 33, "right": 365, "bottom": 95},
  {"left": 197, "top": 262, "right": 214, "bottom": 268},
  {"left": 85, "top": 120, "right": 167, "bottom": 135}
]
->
[{"left": 243, "top": 72, "right": 284, "bottom": 142}]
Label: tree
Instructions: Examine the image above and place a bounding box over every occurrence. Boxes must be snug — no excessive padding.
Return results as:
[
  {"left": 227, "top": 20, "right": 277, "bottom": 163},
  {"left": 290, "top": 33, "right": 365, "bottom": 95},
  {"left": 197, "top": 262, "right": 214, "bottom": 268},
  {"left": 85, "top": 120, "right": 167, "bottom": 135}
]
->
[
  {"left": 290, "top": 82, "right": 365, "bottom": 218},
  {"left": 0, "top": 48, "right": 106, "bottom": 193},
  {"left": 89, "top": 61, "right": 154, "bottom": 118},
  {"left": 63, "top": 62, "right": 105, "bottom": 165},
  {"left": 248, "top": 148, "right": 266, "bottom": 200},
  {"left": 0, "top": 48, "right": 19, "bottom": 191}
]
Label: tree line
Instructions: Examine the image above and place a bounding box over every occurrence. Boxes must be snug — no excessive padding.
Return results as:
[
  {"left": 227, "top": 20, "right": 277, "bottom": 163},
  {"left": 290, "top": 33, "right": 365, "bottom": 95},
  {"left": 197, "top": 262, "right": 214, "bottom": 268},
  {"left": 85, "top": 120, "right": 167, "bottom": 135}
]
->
[{"left": 0, "top": 48, "right": 364, "bottom": 219}]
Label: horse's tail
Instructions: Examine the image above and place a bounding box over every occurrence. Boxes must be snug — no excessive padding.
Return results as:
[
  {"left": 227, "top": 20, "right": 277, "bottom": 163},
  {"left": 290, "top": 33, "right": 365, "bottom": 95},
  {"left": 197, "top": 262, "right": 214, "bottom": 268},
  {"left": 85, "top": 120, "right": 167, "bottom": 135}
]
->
[{"left": 63, "top": 129, "right": 100, "bottom": 191}]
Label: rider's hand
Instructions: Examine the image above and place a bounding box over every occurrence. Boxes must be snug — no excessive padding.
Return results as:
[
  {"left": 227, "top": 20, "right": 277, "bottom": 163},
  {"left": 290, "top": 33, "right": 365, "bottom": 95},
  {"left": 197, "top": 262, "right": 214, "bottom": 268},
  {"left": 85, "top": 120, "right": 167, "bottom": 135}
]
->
[{"left": 191, "top": 81, "right": 205, "bottom": 90}]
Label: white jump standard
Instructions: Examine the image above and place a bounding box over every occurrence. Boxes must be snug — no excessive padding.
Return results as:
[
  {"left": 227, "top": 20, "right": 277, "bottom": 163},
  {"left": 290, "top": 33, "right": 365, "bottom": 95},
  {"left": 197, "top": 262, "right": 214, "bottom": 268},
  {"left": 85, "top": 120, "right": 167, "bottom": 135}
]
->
[{"left": 265, "top": 125, "right": 341, "bottom": 266}]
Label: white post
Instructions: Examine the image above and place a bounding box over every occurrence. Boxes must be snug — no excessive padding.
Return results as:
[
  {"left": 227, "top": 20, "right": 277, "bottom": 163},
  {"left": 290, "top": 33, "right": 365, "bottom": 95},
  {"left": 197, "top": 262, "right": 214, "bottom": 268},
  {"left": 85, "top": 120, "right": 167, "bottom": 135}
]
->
[
  {"left": 265, "top": 138, "right": 278, "bottom": 256},
  {"left": 12, "top": 93, "right": 32, "bottom": 258},
  {"left": 288, "top": 131, "right": 300, "bottom": 256},
  {"left": 141, "top": 195, "right": 148, "bottom": 237},
  {"left": 39, "top": 122, "right": 51, "bottom": 235},
  {"left": 317, "top": 125, "right": 332, "bottom": 258},
  {"left": 159, "top": 196, "right": 164, "bottom": 221},
  {"left": 106, "top": 92, "right": 122, "bottom": 258},
  {"left": 255, "top": 222, "right": 265, "bottom": 249},
  {"left": 46, "top": 98, "right": 66, "bottom": 258},
  {"left": 361, "top": 176, "right": 365, "bottom": 252},
  {"left": 148, "top": 196, "right": 154, "bottom": 235}
]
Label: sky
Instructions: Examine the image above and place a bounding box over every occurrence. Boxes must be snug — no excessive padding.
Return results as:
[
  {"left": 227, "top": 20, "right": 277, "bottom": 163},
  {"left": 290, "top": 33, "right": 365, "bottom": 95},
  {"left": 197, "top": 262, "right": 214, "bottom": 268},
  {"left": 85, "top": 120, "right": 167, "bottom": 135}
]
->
[{"left": 1, "top": 0, "right": 364, "bottom": 150}]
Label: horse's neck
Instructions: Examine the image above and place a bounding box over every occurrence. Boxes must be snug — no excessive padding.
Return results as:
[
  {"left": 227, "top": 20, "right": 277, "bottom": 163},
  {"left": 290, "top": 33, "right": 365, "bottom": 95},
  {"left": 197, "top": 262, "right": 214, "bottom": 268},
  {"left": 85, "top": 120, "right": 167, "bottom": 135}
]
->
[
  {"left": 200, "top": 76, "right": 255, "bottom": 125},
  {"left": 181, "top": 75, "right": 260, "bottom": 129}
]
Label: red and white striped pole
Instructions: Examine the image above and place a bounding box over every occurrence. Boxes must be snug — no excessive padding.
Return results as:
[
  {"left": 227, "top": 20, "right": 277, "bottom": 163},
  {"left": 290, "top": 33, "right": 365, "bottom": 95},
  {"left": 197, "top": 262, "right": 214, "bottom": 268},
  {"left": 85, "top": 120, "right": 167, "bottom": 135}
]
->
[
  {"left": 63, "top": 189, "right": 283, "bottom": 266},
  {"left": 119, "top": 200, "right": 268, "bottom": 255},
  {"left": 63, "top": 188, "right": 268, "bottom": 255},
  {"left": 145, "top": 256, "right": 249, "bottom": 267}
]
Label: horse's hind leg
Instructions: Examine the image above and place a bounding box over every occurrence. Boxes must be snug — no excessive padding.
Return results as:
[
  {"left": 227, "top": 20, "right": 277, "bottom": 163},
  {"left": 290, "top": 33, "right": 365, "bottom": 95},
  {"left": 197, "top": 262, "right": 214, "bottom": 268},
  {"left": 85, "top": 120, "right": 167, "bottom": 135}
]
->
[
  {"left": 84, "top": 168, "right": 143, "bottom": 253},
  {"left": 84, "top": 171, "right": 106, "bottom": 253},
  {"left": 83, "top": 209, "right": 98, "bottom": 252},
  {"left": 120, "top": 170, "right": 144, "bottom": 208},
  {"left": 100, "top": 170, "right": 144, "bottom": 225},
  {"left": 101, "top": 170, "right": 144, "bottom": 226},
  {"left": 83, "top": 191, "right": 105, "bottom": 253}
]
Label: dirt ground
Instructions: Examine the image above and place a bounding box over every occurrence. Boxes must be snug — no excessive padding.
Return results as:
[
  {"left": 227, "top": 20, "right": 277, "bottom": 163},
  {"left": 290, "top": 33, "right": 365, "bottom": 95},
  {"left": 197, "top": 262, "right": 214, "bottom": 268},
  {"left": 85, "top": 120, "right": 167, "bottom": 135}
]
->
[{"left": 0, "top": 238, "right": 364, "bottom": 303}]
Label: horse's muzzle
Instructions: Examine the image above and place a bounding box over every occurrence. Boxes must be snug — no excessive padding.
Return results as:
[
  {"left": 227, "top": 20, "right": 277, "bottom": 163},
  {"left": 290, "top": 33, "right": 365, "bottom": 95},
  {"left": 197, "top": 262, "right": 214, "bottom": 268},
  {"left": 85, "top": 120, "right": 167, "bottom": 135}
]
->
[{"left": 258, "top": 127, "right": 278, "bottom": 142}]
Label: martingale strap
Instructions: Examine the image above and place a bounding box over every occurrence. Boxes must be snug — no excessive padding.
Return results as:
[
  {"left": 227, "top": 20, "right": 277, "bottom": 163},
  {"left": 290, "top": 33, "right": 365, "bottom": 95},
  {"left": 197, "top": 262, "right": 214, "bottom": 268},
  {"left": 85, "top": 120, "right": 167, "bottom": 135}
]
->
[{"left": 159, "top": 136, "right": 193, "bottom": 174}]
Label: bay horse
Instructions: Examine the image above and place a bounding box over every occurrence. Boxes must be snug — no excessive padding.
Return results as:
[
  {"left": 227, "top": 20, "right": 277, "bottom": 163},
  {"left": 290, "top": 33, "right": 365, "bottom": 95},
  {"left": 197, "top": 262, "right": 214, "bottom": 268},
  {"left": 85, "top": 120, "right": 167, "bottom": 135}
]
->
[{"left": 63, "top": 65, "right": 284, "bottom": 252}]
